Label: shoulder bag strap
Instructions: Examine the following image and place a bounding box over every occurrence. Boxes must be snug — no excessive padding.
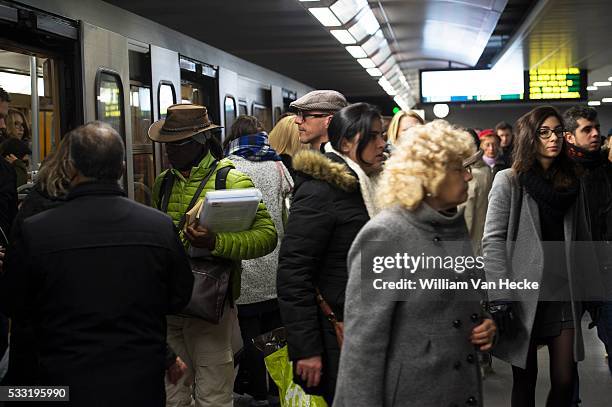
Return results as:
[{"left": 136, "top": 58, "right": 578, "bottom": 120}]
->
[
  {"left": 159, "top": 171, "right": 176, "bottom": 213},
  {"left": 178, "top": 161, "right": 219, "bottom": 231},
  {"left": 215, "top": 166, "right": 232, "bottom": 190}
]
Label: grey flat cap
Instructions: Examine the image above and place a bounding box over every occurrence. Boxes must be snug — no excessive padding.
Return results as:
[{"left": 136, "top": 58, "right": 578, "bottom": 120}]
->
[{"left": 290, "top": 90, "right": 348, "bottom": 112}]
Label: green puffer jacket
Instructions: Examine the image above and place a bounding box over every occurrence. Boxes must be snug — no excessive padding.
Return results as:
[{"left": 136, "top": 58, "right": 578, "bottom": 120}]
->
[{"left": 152, "top": 152, "right": 278, "bottom": 301}]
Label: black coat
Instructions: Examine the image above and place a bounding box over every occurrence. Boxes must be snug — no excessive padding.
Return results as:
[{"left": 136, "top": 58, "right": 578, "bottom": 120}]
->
[
  {"left": 0, "top": 182, "right": 193, "bottom": 407},
  {"left": 0, "top": 158, "right": 17, "bottom": 245},
  {"left": 277, "top": 150, "right": 369, "bottom": 402}
]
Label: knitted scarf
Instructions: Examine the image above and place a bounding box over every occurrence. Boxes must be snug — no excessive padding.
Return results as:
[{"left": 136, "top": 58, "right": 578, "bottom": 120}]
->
[
  {"left": 519, "top": 168, "right": 578, "bottom": 222},
  {"left": 226, "top": 132, "right": 281, "bottom": 162},
  {"left": 566, "top": 142, "right": 604, "bottom": 170}
]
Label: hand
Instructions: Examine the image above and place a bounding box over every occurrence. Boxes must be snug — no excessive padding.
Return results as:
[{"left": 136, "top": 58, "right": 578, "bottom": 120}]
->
[
  {"left": 5, "top": 154, "right": 17, "bottom": 164},
  {"left": 295, "top": 355, "right": 322, "bottom": 388},
  {"left": 184, "top": 224, "right": 216, "bottom": 250},
  {"left": 166, "top": 356, "right": 188, "bottom": 385},
  {"left": 470, "top": 318, "right": 497, "bottom": 351}
]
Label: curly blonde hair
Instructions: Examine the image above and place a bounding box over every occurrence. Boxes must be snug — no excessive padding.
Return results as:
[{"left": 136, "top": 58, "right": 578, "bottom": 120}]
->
[{"left": 378, "top": 120, "right": 475, "bottom": 210}]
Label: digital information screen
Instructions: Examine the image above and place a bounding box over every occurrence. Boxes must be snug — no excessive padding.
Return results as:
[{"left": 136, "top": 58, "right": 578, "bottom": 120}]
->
[
  {"left": 420, "top": 69, "right": 524, "bottom": 104},
  {"left": 525, "top": 68, "right": 586, "bottom": 100}
]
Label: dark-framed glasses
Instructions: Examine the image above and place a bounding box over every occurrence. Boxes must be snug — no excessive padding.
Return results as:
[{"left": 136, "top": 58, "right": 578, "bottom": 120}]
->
[
  {"left": 295, "top": 111, "right": 331, "bottom": 120},
  {"left": 537, "top": 127, "right": 565, "bottom": 139}
]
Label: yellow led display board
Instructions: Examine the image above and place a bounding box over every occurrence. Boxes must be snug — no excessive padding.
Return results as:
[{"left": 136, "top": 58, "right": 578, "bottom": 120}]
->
[{"left": 526, "top": 68, "right": 585, "bottom": 100}]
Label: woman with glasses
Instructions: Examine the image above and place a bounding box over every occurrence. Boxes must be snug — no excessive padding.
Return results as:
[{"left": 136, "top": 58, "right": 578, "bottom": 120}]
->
[
  {"left": 6, "top": 109, "right": 30, "bottom": 143},
  {"left": 334, "top": 120, "right": 496, "bottom": 407},
  {"left": 483, "top": 106, "right": 590, "bottom": 407},
  {"left": 277, "top": 103, "right": 386, "bottom": 404}
]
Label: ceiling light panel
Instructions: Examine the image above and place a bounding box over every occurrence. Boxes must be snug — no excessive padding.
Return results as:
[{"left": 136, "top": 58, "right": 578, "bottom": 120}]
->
[
  {"left": 371, "top": 43, "right": 392, "bottom": 66},
  {"left": 309, "top": 7, "right": 342, "bottom": 27},
  {"left": 357, "top": 58, "right": 376, "bottom": 68},
  {"left": 330, "top": 0, "right": 368, "bottom": 24},
  {"left": 345, "top": 45, "right": 367, "bottom": 58},
  {"left": 348, "top": 8, "right": 380, "bottom": 42},
  {"left": 588, "top": 101, "right": 601, "bottom": 106},
  {"left": 587, "top": 85, "right": 598, "bottom": 91},
  {"left": 594, "top": 81, "right": 611, "bottom": 87},
  {"left": 366, "top": 67, "right": 383, "bottom": 77},
  {"left": 362, "top": 30, "right": 385, "bottom": 56},
  {"left": 330, "top": 29, "right": 356, "bottom": 44}
]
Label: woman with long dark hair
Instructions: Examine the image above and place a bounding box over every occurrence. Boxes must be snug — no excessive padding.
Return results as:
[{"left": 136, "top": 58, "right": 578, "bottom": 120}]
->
[
  {"left": 277, "top": 103, "right": 386, "bottom": 404},
  {"left": 483, "top": 106, "right": 590, "bottom": 407}
]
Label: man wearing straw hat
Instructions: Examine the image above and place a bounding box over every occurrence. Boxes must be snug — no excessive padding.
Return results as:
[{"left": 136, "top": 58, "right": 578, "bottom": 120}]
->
[{"left": 149, "top": 104, "right": 277, "bottom": 407}]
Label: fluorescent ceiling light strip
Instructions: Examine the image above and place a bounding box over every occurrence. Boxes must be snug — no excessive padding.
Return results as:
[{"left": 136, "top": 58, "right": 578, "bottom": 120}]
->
[
  {"left": 587, "top": 86, "right": 598, "bottom": 91},
  {"left": 594, "top": 81, "right": 612, "bottom": 87},
  {"left": 330, "top": 29, "right": 356, "bottom": 44},
  {"left": 330, "top": 0, "right": 367, "bottom": 24},
  {"left": 308, "top": 7, "right": 341, "bottom": 27},
  {"left": 588, "top": 101, "right": 601, "bottom": 106},
  {"left": 366, "top": 67, "right": 383, "bottom": 77},
  {"left": 602, "top": 98, "right": 612, "bottom": 103},
  {"left": 345, "top": 45, "right": 367, "bottom": 58},
  {"left": 356, "top": 7, "right": 380, "bottom": 36},
  {"left": 357, "top": 58, "right": 376, "bottom": 68}
]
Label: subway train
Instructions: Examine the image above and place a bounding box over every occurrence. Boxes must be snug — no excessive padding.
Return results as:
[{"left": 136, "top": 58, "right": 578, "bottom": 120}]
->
[{"left": 0, "top": 0, "right": 312, "bottom": 206}]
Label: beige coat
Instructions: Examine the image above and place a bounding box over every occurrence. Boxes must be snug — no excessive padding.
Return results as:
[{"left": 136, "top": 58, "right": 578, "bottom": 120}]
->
[{"left": 460, "top": 158, "right": 493, "bottom": 256}]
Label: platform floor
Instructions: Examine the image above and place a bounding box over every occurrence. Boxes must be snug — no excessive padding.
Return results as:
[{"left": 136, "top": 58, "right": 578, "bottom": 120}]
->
[{"left": 483, "top": 318, "right": 612, "bottom": 406}]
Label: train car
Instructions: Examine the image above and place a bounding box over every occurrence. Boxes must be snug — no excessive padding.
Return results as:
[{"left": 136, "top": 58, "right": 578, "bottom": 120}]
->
[{"left": 0, "top": 0, "right": 312, "bottom": 205}]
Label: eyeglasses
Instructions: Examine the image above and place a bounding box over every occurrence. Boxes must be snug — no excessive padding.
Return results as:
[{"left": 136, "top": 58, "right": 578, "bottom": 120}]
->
[
  {"left": 295, "top": 111, "right": 331, "bottom": 120},
  {"left": 537, "top": 127, "right": 565, "bottom": 139}
]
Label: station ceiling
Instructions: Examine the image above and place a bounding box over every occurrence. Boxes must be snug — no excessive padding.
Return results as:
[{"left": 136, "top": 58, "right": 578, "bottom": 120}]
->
[{"left": 104, "top": 0, "right": 612, "bottom": 106}]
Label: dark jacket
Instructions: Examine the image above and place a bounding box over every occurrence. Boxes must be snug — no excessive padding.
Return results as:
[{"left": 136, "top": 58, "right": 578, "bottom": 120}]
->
[
  {"left": 277, "top": 150, "right": 369, "bottom": 401},
  {"left": 0, "top": 158, "right": 17, "bottom": 245},
  {"left": 0, "top": 181, "right": 193, "bottom": 407}
]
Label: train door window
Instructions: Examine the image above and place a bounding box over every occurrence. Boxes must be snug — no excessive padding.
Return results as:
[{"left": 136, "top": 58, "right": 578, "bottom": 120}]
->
[
  {"left": 252, "top": 103, "right": 272, "bottom": 132},
  {"left": 179, "top": 56, "right": 219, "bottom": 125},
  {"left": 158, "top": 82, "right": 176, "bottom": 119},
  {"left": 129, "top": 85, "right": 154, "bottom": 206},
  {"left": 282, "top": 88, "right": 297, "bottom": 112},
  {"left": 274, "top": 106, "right": 282, "bottom": 125},
  {"left": 238, "top": 101, "right": 248, "bottom": 116},
  {"left": 224, "top": 96, "right": 236, "bottom": 133},
  {"left": 96, "top": 70, "right": 125, "bottom": 136},
  {"left": 0, "top": 51, "right": 63, "bottom": 170}
]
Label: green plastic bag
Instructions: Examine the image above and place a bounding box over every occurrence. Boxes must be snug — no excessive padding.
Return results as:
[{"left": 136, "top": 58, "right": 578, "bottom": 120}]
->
[{"left": 264, "top": 346, "right": 328, "bottom": 407}]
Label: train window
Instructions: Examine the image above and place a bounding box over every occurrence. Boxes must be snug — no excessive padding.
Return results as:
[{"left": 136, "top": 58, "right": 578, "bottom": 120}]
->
[
  {"left": 95, "top": 70, "right": 125, "bottom": 136},
  {"left": 130, "top": 85, "right": 154, "bottom": 206},
  {"left": 224, "top": 96, "right": 236, "bottom": 132},
  {"left": 252, "top": 103, "right": 272, "bottom": 132},
  {"left": 238, "top": 102, "right": 248, "bottom": 116},
  {"left": 158, "top": 82, "right": 176, "bottom": 119}
]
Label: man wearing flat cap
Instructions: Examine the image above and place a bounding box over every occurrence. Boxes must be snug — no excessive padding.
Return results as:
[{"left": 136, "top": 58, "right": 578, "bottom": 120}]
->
[
  {"left": 148, "top": 104, "right": 277, "bottom": 407},
  {"left": 290, "top": 90, "right": 348, "bottom": 152}
]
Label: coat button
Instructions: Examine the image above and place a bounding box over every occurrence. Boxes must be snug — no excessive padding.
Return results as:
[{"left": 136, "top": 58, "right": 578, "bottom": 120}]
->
[
  {"left": 467, "top": 396, "right": 477, "bottom": 405},
  {"left": 453, "top": 361, "right": 461, "bottom": 370},
  {"left": 433, "top": 236, "right": 441, "bottom": 243},
  {"left": 471, "top": 313, "right": 480, "bottom": 322},
  {"left": 453, "top": 319, "right": 462, "bottom": 328},
  {"left": 466, "top": 354, "right": 475, "bottom": 364}
]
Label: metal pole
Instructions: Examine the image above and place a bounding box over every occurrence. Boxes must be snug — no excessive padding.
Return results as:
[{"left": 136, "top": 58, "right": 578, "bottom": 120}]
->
[{"left": 30, "top": 56, "right": 40, "bottom": 169}]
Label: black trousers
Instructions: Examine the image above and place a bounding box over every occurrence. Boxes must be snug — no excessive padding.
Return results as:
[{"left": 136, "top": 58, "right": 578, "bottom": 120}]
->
[{"left": 235, "top": 299, "right": 282, "bottom": 400}]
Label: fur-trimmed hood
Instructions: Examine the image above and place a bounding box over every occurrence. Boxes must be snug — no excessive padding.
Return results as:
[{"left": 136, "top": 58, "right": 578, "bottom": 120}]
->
[{"left": 292, "top": 149, "right": 358, "bottom": 191}]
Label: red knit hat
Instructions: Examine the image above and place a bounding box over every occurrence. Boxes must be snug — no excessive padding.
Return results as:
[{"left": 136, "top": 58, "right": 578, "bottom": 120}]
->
[{"left": 478, "top": 129, "right": 495, "bottom": 139}]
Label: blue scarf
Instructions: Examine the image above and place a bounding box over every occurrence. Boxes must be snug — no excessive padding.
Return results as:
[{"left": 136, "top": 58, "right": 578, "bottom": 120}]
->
[{"left": 226, "top": 132, "right": 282, "bottom": 162}]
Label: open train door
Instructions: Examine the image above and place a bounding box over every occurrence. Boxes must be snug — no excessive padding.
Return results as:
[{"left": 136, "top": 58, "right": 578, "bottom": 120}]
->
[
  {"left": 150, "top": 45, "right": 180, "bottom": 174},
  {"left": 80, "top": 22, "right": 133, "bottom": 198}
]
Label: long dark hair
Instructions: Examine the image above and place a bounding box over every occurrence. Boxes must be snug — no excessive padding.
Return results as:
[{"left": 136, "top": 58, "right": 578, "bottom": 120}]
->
[
  {"left": 223, "top": 115, "right": 263, "bottom": 151},
  {"left": 512, "top": 106, "right": 576, "bottom": 188},
  {"left": 328, "top": 103, "right": 382, "bottom": 164}
]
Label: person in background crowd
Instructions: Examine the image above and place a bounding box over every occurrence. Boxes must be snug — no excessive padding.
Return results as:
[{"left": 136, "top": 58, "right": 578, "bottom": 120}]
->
[
  {"left": 224, "top": 115, "right": 293, "bottom": 407},
  {"left": 149, "top": 104, "right": 277, "bottom": 407},
  {"left": 268, "top": 114, "right": 305, "bottom": 178},
  {"left": 277, "top": 103, "right": 386, "bottom": 404},
  {"left": 466, "top": 128, "right": 481, "bottom": 149},
  {"left": 334, "top": 120, "right": 496, "bottom": 407},
  {"left": 563, "top": 106, "right": 612, "bottom": 376},
  {"left": 0, "top": 121, "right": 194, "bottom": 406},
  {"left": 496, "top": 121, "right": 515, "bottom": 167},
  {"left": 0, "top": 86, "right": 15, "bottom": 381},
  {"left": 483, "top": 106, "right": 594, "bottom": 407},
  {"left": 5, "top": 109, "right": 30, "bottom": 143},
  {"left": 386, "top": 109, "right": 425, "bottom": 145},
  {"left": 479, "top": 129, "right": 506, "bottom": 174},
  {"left": 0, "top": 138, "right": 31, "bottom": 187},
  {"left": 290, "top": 90, "right": 348, "bottom": 152}
]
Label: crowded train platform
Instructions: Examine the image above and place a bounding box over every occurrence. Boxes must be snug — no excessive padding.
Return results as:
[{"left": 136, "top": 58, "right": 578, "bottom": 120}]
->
[{"left": 1, "top": 0, "right": 612, "bottom": 406}]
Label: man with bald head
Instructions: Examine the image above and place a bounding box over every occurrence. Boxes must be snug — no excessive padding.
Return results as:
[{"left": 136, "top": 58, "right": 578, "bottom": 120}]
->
[{"left": 0, "top": 121, "right": 193, "bottom": 406}]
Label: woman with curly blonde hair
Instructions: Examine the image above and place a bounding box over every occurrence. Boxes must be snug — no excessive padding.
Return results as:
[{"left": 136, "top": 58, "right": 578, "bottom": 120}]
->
[{"left": 334, "top": 120, "right": 497, "bottom": 407}]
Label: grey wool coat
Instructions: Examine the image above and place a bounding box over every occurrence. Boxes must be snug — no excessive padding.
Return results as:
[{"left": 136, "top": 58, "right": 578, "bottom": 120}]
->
[
  {"left": 333, "top": 203, "right": 486, "bottom": 407},
  {"left": 482, "top": 168, "right": 601, "bottom": 368}
]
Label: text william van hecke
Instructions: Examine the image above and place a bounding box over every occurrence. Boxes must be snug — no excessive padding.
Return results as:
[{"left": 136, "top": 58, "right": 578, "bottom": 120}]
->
[{"left": 372, "top": 278, "right": 539, "bottom": 290}]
